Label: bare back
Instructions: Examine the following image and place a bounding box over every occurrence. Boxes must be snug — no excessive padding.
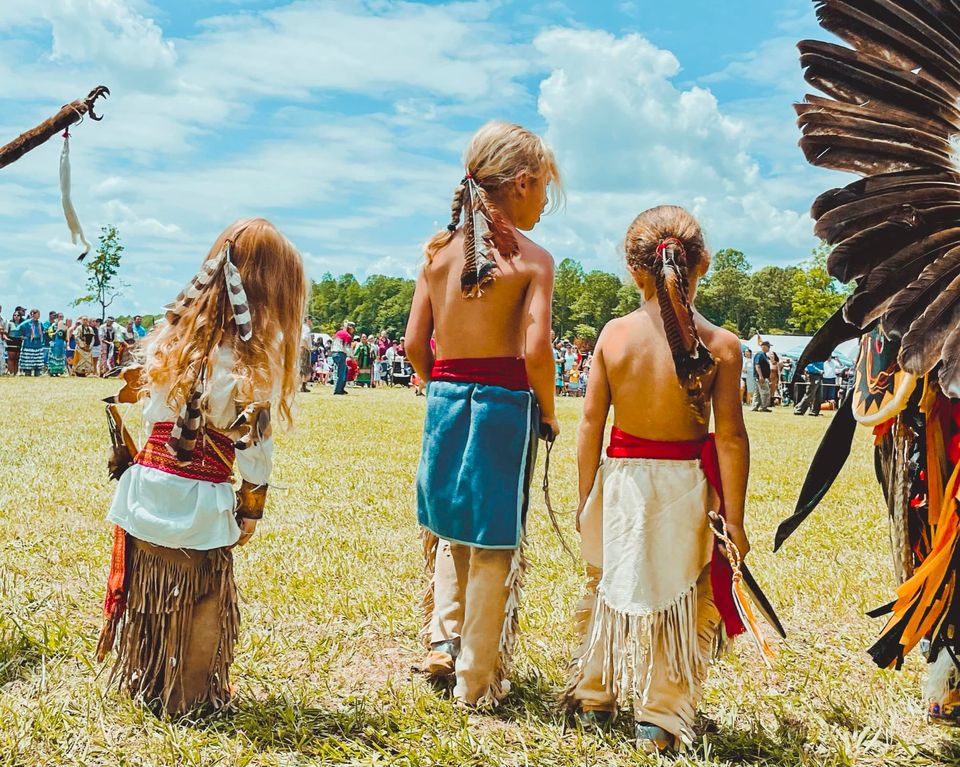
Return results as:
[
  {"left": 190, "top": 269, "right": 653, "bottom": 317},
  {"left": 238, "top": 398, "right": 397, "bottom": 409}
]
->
[
  {"left": 597, "top": 302, "right": 742, "bottom": 441},
  {"left": 423, "top": 231, "right": 551, "bottom": 359}
]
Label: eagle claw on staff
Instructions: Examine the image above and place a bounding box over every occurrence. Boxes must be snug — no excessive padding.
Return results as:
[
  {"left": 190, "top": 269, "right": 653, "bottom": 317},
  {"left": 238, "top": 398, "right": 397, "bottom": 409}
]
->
[{"left": 83, "top": 85, "right": 110, "bottom": 121}]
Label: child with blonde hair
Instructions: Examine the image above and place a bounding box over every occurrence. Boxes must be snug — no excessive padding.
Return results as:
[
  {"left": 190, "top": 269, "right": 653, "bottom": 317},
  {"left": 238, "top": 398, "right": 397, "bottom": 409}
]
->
[
  {"left": 407, "top": 121, "right": 561, "bottom": 706},
  {"left": 96, "top": 218, "right": 307, "bottom": 716},
  {"left": 565, "top": 205, "right": 750, "bottom": 751}
]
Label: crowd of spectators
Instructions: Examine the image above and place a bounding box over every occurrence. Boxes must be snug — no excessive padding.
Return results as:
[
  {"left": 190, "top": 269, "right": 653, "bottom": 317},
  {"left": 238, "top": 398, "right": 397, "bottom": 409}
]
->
[
  {"left": 740, "top": 344, "right": 851, "bottom": 414},
  {"left": 302, "top": 320, "right": 420, "bottom": 395},
  {"left": 0, "top": 305, "right": 148, "bottom": 378}
]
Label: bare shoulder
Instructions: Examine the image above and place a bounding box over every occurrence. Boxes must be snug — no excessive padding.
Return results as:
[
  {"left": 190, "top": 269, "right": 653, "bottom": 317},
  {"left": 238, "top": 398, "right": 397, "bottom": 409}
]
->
[
  {"left": 516, "top": 232, "right": 554, "bottom": 272},
  {"left": 696, "top": 315, "right": 741, "bottom": 364}
]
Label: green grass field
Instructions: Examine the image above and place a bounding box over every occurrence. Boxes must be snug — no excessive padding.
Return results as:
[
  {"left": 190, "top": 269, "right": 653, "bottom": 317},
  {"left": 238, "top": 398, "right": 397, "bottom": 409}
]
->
[{"left": 0, "top": 377, "right": 955, "bottom": 766}]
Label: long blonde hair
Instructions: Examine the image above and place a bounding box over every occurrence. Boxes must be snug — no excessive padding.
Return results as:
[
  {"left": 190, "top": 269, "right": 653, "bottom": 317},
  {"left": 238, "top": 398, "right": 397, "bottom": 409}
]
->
[
  {"left": 625, "top": 205, "right": 714, "bottom": 420},
  {"left": 425, "top": 121, "right": 563, "bottom": 268},
  {"left": 144, "top": 218, "right": 307, "bottom": 426}
]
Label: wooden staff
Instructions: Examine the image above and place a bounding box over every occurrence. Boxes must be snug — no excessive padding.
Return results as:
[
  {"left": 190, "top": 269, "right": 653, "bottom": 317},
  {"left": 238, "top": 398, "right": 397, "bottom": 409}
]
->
[{"left": 0, "top": 85, "right": 109, "bottom": 170}]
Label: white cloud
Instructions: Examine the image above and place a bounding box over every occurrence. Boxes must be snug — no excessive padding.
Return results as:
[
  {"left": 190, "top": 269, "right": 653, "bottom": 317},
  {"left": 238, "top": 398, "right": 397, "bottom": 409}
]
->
[{"left": 532, "top": 28, "right": 815, "bottom": 272}]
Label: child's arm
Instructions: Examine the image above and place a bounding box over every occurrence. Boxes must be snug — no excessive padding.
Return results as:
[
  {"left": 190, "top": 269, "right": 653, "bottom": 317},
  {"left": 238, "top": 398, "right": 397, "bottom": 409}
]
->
[
  {"left": 712, "top": 332, "right": 751, "bottom": 556},
  {"left": 405, "top": 267, "right": 435, "bottom": 383},
  {"left": 576, "top": 338, "right": 611, "bottom": 529},
  {"left": 522, "top": 256, "right": 559, "bottom": 437}
]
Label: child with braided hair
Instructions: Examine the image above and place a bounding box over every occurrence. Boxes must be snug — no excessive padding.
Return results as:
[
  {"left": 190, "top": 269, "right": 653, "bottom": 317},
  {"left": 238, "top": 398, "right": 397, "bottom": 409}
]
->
[
  {"left": 408, "top": 121, "right": 561, "bottom": 707},
  {"left": 565, "top": 205, "right": 750, "bottom": 752}
]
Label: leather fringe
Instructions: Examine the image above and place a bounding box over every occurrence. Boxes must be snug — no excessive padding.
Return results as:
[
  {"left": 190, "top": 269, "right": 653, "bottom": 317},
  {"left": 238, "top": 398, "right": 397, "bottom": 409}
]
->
[{"left": 105, "top": 541, "right": 239, "bottom": 716}]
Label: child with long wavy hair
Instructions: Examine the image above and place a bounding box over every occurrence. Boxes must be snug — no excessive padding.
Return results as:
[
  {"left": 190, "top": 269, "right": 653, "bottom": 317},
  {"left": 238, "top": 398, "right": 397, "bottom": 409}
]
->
[
  {"left": 565, "top": 205, "right": 750, "bottom": 752},
  {"left": 97, "top": 218, "right": 306, "bottom": 716},
  {"left": 407, "top": 121, "right": 562, "bottom": 707}
]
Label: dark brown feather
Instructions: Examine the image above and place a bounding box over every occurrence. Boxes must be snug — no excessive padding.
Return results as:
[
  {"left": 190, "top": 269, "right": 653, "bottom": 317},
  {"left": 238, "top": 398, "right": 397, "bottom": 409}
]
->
[
  {"left": 881, "top": 243, "right": 960, "bottom": 338},
  {"left": 898, "top": 271, "right": 960, "bottom": 374},
  {"left": 845, "top": 229, "right": 960, "bottom": 327},
  {"left": 815, "top": 0, "right": 960, "bottom": 86}
]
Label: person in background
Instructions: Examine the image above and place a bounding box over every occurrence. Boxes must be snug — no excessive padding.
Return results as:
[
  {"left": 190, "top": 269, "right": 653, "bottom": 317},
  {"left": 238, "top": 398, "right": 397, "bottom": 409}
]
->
[
  {"left": 794, "top": 360, "right": 824, "bottom": 416},
  {"left": 47, "top": 318, "right": 68, "bottom": 376},
  {"left": 90, "top": 318, "right": 101, "bottom": 369},
  {"left": 99, "top": 317, "right": 117, "bottom": 376},
  {"left": 132, "top": 315, "right": 148, "bottom": 339},
  {"left": 18, "top": 308, "right": 45, "bottom": 376},
  {"left": 300, "top": 317, "right": 313, "bottom": 393},
  {"left": 740, "top": 348, "right": 754, "bottom": 405},
  {"left": 0, "top": 305, "right": 6, "bottom": 374},
  {"left": 355, "top": 333, "right": 375, "bottom": 388},
  {"left": 768, "top": 348, "right": 781, "bottom": 406},
  {"left": 72, "top": 317, "right": 96, "bottom": 377},
  {"left": 331, "top": 320, "right": 354, "bottom": 395},
  {"left": 751, "top": 341, "right": 772, "bottom": 412},
  {"left": 822, "top": 354, "right": 839, "bottom": 406},
  {"left": 6, "top": 307, "right": 24, "bottom": 375}
]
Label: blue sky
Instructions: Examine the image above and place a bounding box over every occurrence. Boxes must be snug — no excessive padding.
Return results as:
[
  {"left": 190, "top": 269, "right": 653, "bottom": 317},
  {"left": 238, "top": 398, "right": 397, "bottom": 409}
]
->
[{"left": 0, "top": 0, "right": 843, "bottom": 317}]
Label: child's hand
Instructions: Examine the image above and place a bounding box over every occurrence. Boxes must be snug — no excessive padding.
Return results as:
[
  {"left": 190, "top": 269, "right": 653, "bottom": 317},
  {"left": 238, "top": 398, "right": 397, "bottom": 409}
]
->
[
  {"left": 575, "top": 499, "right": 586, "bottom": 532},
  {"left": 722, "top": 522, "right": 750, "bottom": 560}
]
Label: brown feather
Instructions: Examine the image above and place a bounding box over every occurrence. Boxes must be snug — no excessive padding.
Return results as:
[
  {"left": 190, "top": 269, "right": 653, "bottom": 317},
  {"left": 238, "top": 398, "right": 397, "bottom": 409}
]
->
[
  {"left": 845, "top": 228, "right": 960, "bottom": 326},
  {"left": 477, "top": 188, "right": 519, "bottom": 260},
  {"left": 898, "top": 270, "right": 960, "bottom": 374},
  {"left": 815, "top": 1, "right": 960, "bottom": 86},
  {"left": 882, "top": 243, "right": 960, "bottom": 338},
  {"left": 938, "top": 323, "right": 960, "bottom": 397}
]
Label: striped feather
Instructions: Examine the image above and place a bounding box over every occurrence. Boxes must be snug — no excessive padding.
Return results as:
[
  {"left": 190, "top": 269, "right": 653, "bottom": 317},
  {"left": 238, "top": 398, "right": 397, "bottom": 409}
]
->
[
  {"left": 223, "top": 244, "right": 253, "bottom": 341},
  {"left": 166, "top": 248, "right": 227, "bottom": 319}
]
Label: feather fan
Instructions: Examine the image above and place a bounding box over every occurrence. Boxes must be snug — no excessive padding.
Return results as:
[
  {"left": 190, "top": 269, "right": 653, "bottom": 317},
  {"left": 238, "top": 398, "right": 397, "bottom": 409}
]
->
[{"left": 796, "top": 0, "right": 960, "bottom": 397}]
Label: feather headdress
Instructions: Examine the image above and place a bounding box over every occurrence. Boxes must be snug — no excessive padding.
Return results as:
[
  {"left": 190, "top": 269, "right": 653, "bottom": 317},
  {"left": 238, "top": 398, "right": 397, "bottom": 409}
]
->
[
  {"left": 458, "top": 175, "right": 519, "bottom": 298},
  {"left": 793, "top": 0, "right": 960, "bottom": 395}
]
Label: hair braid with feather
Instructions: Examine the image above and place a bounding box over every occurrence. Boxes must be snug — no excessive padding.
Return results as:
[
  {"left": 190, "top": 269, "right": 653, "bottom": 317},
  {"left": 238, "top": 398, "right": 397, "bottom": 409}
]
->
[{"left": 626, "top": 207, "right": 715, "bottom": 422}]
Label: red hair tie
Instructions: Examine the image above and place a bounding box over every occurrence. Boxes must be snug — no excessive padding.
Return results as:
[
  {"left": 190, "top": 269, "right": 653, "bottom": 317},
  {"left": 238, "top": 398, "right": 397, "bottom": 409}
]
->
[{"left": 655, "top": 237, "right": 684, "bottom": 259}]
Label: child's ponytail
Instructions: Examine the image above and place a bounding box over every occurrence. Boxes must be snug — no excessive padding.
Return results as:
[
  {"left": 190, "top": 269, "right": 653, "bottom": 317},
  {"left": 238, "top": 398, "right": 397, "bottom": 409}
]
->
[{"left": 626, "top": 206, "right": 715, "bottom": 421}]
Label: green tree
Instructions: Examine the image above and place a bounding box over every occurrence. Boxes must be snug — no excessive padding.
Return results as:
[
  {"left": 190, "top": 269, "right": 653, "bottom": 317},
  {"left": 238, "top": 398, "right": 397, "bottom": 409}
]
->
[
  {"left": 573, "top": 270, "right": 622, "bottom": 332},
  {"left": 789, "top": 243, "right": 848, "bottom": 333},
  {"left": 74, "top": 225, "right": 127, "bottom": 321},
  {"left": 696, "top": 248, "right": 757, "bottom": 337},
  {"left": 616, "top": 281, "right": 641, "bottom": 316},
  {"left": 553, "top": 258, "right": 584, "bottom": 339},
  {"left": 749, "top": 265, "right": 801, "bottom": 333},
  {"left": 573, "top": 323, "right": 598, "bottom": 345}
]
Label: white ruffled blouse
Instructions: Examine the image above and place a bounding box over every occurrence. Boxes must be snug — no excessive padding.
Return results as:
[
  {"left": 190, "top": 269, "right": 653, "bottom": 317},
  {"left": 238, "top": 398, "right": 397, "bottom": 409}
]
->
[{"left": 106, "top": 347, "right": 274, "bottom": 550}]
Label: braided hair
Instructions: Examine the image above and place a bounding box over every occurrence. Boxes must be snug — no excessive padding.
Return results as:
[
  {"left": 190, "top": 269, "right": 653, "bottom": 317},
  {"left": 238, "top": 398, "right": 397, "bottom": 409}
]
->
[
  {"left": 423, "top": 121, "right": 562, "bottom": 297},
  {"left": 625, "top": 205, "right": 715, "bottom": 421}
]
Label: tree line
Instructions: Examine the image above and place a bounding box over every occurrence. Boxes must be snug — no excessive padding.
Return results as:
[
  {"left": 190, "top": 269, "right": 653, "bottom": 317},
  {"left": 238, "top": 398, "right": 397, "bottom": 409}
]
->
[
  {"left": 71, "top": 227, "right": 846, "bottom": 341},
  {"left": 307, "top": 243, "right": 848, "bottom": 342}
]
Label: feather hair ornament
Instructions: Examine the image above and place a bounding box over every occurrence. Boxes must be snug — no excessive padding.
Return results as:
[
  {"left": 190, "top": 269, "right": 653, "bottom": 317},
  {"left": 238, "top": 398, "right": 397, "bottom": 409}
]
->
[
  {"left": 792, "top": 0, "right": 960, "bottom": 397},
  {"left": 653, "top": 238, "right": 713, "bottom": 420},
  {"left": 459, "top": 175, "right": 519, "bottom": 298},
  {"left": 223, "top": 242, "right": 253, "bottom": 342},
  {"left": 163, "top": 235, "right": 255, "bottom": 461},
  {"left": 59, "top": 131, "right": 92, "bottom": 261}
]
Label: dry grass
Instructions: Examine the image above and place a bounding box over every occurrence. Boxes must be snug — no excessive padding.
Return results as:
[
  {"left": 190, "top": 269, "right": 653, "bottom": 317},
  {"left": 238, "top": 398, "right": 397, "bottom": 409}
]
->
[{"left": 0, "top": 377, "right": 956, "bottom": 765}]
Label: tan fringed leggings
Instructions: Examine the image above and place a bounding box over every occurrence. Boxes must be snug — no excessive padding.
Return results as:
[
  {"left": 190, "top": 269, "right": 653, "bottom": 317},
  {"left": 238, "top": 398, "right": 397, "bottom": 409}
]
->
[
  {"left": 428, "top": 540, "right": 517, "bottom": 705},
  {"left": 112, "top": 538, "right": 239, "bottom": 716},
  {"left": 570, "top": 564, "right": 720, "bottom": 742}
]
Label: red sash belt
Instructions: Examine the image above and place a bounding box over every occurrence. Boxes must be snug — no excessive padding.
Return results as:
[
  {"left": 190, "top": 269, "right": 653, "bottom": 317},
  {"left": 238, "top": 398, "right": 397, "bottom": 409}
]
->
[
  {"left": 136, "top": 421, "right": 235, "bottom": 483},
  {"left": 605, "top": 426, "right": 746, "bottom": 637},
  {"left": 431, "top": 357, "right": 529, "bottom": 392}
]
